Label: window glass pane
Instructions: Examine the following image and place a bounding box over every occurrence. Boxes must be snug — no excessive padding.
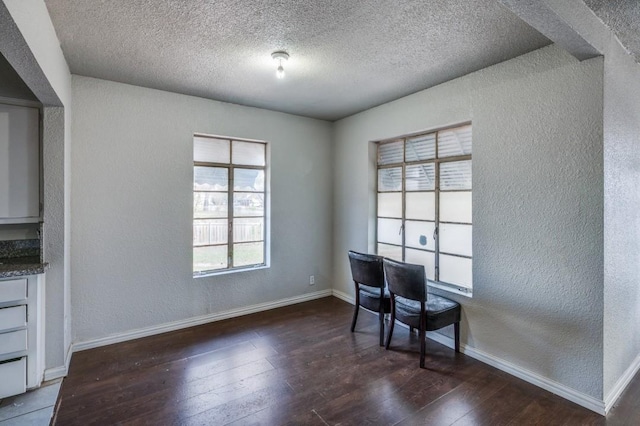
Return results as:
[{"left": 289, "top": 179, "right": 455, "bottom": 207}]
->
[
  {"left": 377, "top": 193, "right": 402, "bottom": 218},
  {"left": 233, "top": 242, "right": 264, "bottom": 266},
  {"left": 440, "top": 160, "right": 472, "bottom": 190},
  {"left": 194, "top": 167, "right": 228, "bottom": 191},
  {"left": 378, "top": 140, "right": 403, "bottom": 165},
  {"left": 440, "top": 191, "right": 472, "bottom": 223},
  {"left": 234, "top": 169, "right": 265, "bottom": 192},
  {"left": 438, "top": 125, "right": 472, "bottom": 157},
  {"left": 439, "top": 254, "right": 472, "bottom": 288},
  {"left": 406, "top": 192, "right": 435, "bottom": 221},
  {"left": 378, "top": 167, "right": 402, "bottom": 191},
  {"left": 377, "top": 218, "right": 402, "bottom": 245},
  {"left": 193, "top": 219, "right": 228, "bottom": 246},
  {"left": 194, "top": 137, "right": 230, "bottom": 163},
  {"left": 377, "top": 243, "right": 402, "bottom": 261},
  {"left": 194, "top": 193, "right": 228, "bottom": 218},
  {"left": 406, "top": 164, "right": 435, "bottom": 191},
  {"left": 232, "top": 141, "right": 265, "bottom": 166},
  {"left": 406, "top": 133, "right": 436, "bottom": 161},
  {"left": 405, "top": 220, "right": 435, "bottom": 250},
  {"left": 194, "top": 245, "right": 227, "bottom": 272},
  {"left": 233, "top": 217, "right": 263, "bottom": 243},
  {"left": 233, "top": 193, "right": 264, "bottom": 217},
  {"left": 405, "top": 248, "right": 435, "bottom": 280},
  {"left": 440, "top": 223, "right": 472, "bottom": 257}
]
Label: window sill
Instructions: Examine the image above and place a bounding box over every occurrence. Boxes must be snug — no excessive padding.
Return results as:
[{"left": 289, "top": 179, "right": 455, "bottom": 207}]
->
[
  {"left": 194, "top": 264, "right": 269, "bottom": 279},
  {"left": 427, "top": 280, "right": 473, "bottom": 298}
]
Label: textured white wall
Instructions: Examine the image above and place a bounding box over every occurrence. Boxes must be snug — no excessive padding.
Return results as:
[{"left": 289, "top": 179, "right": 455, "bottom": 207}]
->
[
  {"left": 70, "top": 76, "right": 332, "bottom": 343},
  {"left": 531, "top": 0, "right": 640, "bottom": 401},
  {"left": 2, "top": 1, "right": 71, "bottom": 103},
  {"left": 0, "top": 55, "right": 36, "bottom": 100},
  {"left": 601, "top": 24, "right": 640, "bottom": 400},
  {"left": 2, "top": 0, "right": 72, "bottom": 373},
  {"left": 333, "top": 45, "right": 604, "bottom": 398}
]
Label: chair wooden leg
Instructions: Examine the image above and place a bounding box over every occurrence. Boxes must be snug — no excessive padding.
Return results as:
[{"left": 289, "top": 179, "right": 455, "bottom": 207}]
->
[
  {"left": 385, "top": 315, "right": 395, "bottom": 349},
  {"left": 419, "top": 326, "right": 426, "bottom": 368},
  {"left": 350, "top": 289, "right": 360, "bottom": 332},
  {"left": 378, "top": 309, "right": 385, "bottom": 347},
  {"left": 419, "top": 311, "right": 427, "bottom": 368},
  {"left": 350, "top": 306, "right": 359, "bottom": 332},
  {"left": 385, "top": 296, "right": 396, "bottom": 349},
  {"left": 454, "top": 322, "right": 460, "bottom": 353}
]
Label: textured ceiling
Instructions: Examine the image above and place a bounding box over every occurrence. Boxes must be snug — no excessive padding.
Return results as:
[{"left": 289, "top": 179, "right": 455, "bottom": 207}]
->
[
  {"left": 44, "top": 0, "right": 551, "bottom": 121},
  {"left": 584, "top": 0, "right": 640, "bottom": 64}
]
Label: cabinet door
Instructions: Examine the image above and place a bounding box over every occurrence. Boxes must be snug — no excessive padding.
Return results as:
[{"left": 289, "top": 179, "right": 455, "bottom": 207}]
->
[{"left": 0, "top": 103, "right": 40, "bottom": 221}]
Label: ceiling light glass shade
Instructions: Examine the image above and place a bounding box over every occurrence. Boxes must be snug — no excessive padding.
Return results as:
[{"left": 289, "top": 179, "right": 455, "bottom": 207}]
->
[{"left": 271, "top": 51, "right": 289, "bottom": 79}]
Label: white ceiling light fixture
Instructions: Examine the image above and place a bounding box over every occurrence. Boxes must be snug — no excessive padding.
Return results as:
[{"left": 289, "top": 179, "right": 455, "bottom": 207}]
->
[{"left": 271, "top": 51, "right": 289, "bottom": 79}]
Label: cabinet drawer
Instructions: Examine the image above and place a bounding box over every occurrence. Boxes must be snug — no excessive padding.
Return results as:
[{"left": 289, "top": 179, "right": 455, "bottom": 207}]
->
[
  {"left": 0, "top": 329, "right": 27, "bottom": 356},
  {"left": 0, "top": 357, "right": 26, "bottom": 398},
  {"left": 0, "top": 279, "right": 27, "bottom": 304},
  {"left": 0, "top": 305, "right": 26, "bottom": 331}
]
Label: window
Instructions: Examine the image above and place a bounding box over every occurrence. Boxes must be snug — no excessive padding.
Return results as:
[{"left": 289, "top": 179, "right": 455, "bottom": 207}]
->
[
  {"left": 376, "top": 124, "right": 472, "bottom": 292},
  {"left": 193, "top": 135, "right": 267, "bottom": 275}
]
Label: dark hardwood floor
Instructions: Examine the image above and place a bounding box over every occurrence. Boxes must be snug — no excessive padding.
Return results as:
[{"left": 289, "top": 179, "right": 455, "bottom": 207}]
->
[{"left": 53, "top": 297, "right": 639, "bottom": 425}]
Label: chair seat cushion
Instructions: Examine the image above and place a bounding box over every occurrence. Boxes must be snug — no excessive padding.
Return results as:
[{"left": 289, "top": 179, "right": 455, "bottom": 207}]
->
[
  {"left": 395, "top": 293, "right": 460, "bottom": 330},
  {"left": 359, "top": 284, "right": 391, "bottom": 313},
  {"left": 359, "top": 284, "right": 390, "bottom": 298}
]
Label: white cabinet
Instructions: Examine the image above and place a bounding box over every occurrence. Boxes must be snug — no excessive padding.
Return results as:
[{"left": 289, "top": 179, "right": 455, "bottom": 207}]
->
[
  {"left": 0, "top": 275, "right": 44, "bottom": 399},
  {"left": 0, "top": 103, "right": 40, "bottom": 224}
]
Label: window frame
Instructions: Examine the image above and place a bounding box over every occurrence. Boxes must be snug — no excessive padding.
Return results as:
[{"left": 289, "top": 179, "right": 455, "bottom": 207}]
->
[
  {"left": 193, "top": 134, "right": 268, "bottom": 276},
  {"left": 375, "top": 123, "right": 472, "bottom": 294}
]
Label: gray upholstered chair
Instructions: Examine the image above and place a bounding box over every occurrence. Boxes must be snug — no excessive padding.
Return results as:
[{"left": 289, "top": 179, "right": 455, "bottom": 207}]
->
[
  {"left": 382, "top": 257, "right": 461, "bottom": 368},
  {"left": 348, "top": 251, "right": 391, "bottom": 346}
]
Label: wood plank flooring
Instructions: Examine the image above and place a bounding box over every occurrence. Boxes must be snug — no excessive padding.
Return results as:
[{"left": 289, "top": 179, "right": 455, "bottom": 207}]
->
[{"left": 53, "top": 297, "right": 639, "bottom": 425}]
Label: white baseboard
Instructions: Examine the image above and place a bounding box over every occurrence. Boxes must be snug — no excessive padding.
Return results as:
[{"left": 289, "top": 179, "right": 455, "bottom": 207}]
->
[
  {"left": 43, "top": 343, "right": 73, "bottom": 381},
  {"left": 64, "top": 289, "right": 622, "bottom": 417},
  {"left": 73, "top": 289, "right": 332, "bottom": 352},
  {"left": 43, "top": 366, "right": 66, "bottom": 382},
  {"left": 425, "top": 331, "right": 606, "bottom": 415},
  {"left": 332, "top": 289, "right": 354, "bottom": 304},
  {"left": 336, "top": 291, "right": 607, "bottom": 415},
  {"left": 604, "top": 353, "right": 640, "bottom": 413},
  {"left": 44, "top": 366, "right": 66, "bottom": 382}
]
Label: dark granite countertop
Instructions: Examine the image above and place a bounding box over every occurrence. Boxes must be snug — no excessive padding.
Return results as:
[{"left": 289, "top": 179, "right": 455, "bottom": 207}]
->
[
  {"left": 0, "top": 238, "right": 47, "bottom": 278},
  {"left": 0, "top": 256, "right": 48, "bottom": 278}
]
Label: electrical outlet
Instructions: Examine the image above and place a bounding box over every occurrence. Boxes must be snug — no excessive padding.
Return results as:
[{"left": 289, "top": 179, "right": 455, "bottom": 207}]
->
[{"left": 309, "top": 275, "right": 315, "bottom": 285}]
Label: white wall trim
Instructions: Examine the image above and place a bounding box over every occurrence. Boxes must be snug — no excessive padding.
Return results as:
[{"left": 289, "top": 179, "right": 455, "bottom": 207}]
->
[
  {"left": 604, "top": 353, "right": 640, "bottom": 413},
  {"left": 425, "top": 331, "right": 606, "bottom": 415},
  {"left": 65, "top": 290, "right": 616, "bottom": 416},
  {"left": 43, "top": 347, "right": 72, "bottom": 382},
  {"left": 72, "top": 290, "right": 332, "bottom": 352},
  {"left": 43, "top": 366, "right": 66, "bottom": 382},
  {"left": 332, "top": 289, "right": 354, "bottom": 304},
  {"left": 333, "top": 292, "right": 607, "bottom": 414}
]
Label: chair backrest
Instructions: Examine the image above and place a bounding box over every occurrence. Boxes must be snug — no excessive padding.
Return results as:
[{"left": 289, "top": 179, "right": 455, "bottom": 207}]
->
[
  {"left": 383, "top": 258, "right": 426, "bottom": 301},
  {"left": 348, "top": 251, "right": 385, "bottom": 288}
]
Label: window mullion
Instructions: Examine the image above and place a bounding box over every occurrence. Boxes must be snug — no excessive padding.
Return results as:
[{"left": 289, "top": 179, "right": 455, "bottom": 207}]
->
[
  {"left": 401, "top": 162, "right": 406, "bottom": 262},
  {"left": 228, "top": 164, "right": 233, "bottom": 269},
  {"left": 434, "top": 132, "right": 440, "bottom": 282}
]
